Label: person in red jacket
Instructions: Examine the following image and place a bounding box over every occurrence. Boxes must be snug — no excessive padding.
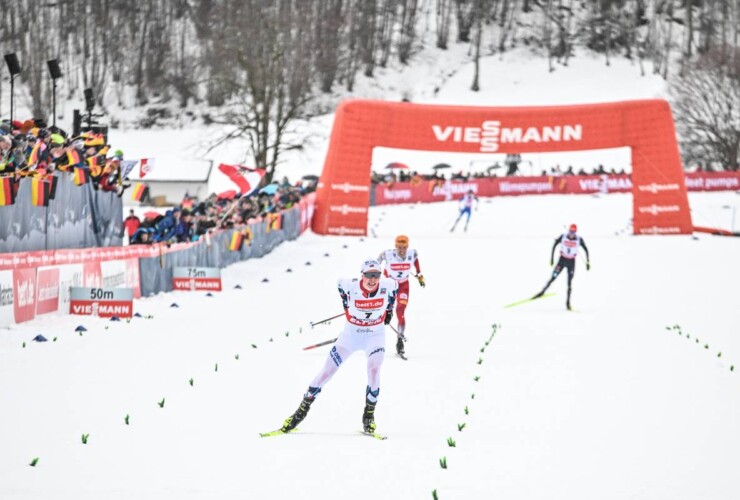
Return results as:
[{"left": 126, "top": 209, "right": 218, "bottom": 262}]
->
[
  {"left": 378, "top": 235, "right": 425, "bottom": 356},
  {"left": 124, "top": 210, "right": 141, "bottom": 242}
]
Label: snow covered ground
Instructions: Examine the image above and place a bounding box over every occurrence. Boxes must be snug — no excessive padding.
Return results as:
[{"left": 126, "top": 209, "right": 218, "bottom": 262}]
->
[{"left": 2, "top": 190, "right": 739, "bottom": 500}]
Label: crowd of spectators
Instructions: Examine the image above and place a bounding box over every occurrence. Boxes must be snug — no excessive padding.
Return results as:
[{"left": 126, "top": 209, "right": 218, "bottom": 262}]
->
[
  {"left": 372, "top": 161, "right": 629, "bottom": 186},
  {"left": 127, "top": 176, "right": 315, "bottom": 245},
  {"left": 0, "top": 118, "right": 131, "bottom": 196}
]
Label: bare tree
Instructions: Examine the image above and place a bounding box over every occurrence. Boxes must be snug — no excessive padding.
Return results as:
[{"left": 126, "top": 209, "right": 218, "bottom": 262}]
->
[
  {"left": 670, "top": 49, "right": 740, "bottom": 170},
  {"left": 398, "top": 0, "right": 420, "bottom": 63},
  {"left": 436, "top": 0, "right": 453, "bottom": 49},
  {"left": 212, "top": 0, "right": 316, "bottom": 183}
]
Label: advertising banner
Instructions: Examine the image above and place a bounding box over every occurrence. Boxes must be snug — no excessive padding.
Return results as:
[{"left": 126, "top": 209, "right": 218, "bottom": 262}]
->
[
  {"left": 13, "top": 268, "right": 37, "bottom": 324},
  {"left": 69, "top": 287, "right": 134, "bottom": 318},
  {"left": 35, "top": 267, "right": 60, "bottom": 315},
  {"left": 172, "top": 267, "right": 222, "bottom": 291},
  {"left": 0, "top": 270, "right": 14, "bottom": 326}
]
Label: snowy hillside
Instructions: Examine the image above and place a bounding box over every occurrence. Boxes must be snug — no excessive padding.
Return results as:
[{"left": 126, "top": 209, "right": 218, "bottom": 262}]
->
[{"left": 113, "top": 47, "right": 667, "bottom": 195}]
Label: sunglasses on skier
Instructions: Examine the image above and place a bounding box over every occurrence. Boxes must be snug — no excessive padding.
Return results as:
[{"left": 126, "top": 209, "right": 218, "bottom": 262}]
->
[{"left": 363, "top": 272, "right": 381, "bottom": 279}]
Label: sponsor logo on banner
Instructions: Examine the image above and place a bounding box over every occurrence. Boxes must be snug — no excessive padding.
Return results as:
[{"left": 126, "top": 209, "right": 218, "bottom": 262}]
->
[
  {"left": 83, "top": 262, "right": 103, "bottom": 288},
  {"left": 172, "top": 267, "right": 222, "bottom": 291},
  {"left": 432, "top": 120, "right": 583, "bottom": 152},
  {"left": 327, "top": 226, "right": 365, "bottom": 235},
  {"left": 59, "top": 264, "right": 84, "bottom": 310},
  {"left": 0, "top": 270, "right": 14, "bottom": 327},
  {"left": 578, "top": 177, "right": 632, "bottom": 191},
  {"left": 431, "top": 182, "right": 478, "bottom": 196},
  {"left": 637, "top": 226, "right": 682, "bottom": 235},
  {"left": 685, "top": 176, "right": 740, "bottom": 190},
  {"left": 354, "top": 299, "right": 384, "bottom": 309},
  {"left": 637, "top": 204, "right": 681, "bottom": 216},
  {"left": 330, "top": 182, "right": 369, "bottom": 193},
  {"left": 13, "top": 268, "right": 37, "bottom": 324},
  {"left": 36, "top": 267, "right": 60, "bottom": 315},
  {"left": 329, "top": 205, "right": 368, "bottom": 215},
  {"left": 69, "top": 287, "right": 134, "bottom": 318},
  {"left": 382, "top": 189, "right": 412, "bottom": 201},
  {"left": 125, "top": 259, "right": 141, "bottom": 298},
  {"left": 637, "top": 182, "right": 680, "bottom": 194},
  {"left": 499, "top": 181, "right": 554, "bottom": 194}
]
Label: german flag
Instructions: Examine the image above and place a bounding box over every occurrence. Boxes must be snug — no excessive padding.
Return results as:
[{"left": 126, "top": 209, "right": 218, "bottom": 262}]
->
[
  {"left": 67, "top": 149, "right": 82, "bottom": 167},
  {"left": 270, "top": 213, "right": 282, "bottom": 231},
  {"left": 73, "top": 167, "right": 89, "bottom": 186},
  {"left": 83, "top": 134, "right": 105, "bottom": 147},
  {"left": 87, "top": 155, "right": 103, "bottom": 177},
  {"left": 0, "top": 176, "right": 16, "bottom": 206},
  {"left": 27, "top": 141, "right": 46, "bottom": 166},
  {"left": 265, "top": 213, "right": 282, "bottom": 233},
  {"left": 47, "top": 175, "right": 58, "bottom": 200},
  {"left": 228, "top": 231, "right": 244, "bottom": 251},
  {"left": 131, "top": 182, "right": 148, "bottom": 202},
  {"left": 31, "top": 178, "right": 50, "bottom": 207}
]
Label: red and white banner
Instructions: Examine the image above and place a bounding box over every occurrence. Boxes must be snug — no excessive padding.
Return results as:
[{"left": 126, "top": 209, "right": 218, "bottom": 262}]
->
[
  {"left": 374, "top": 172, "right": 740, "bottom": 206},
  {"left": 35, "top": 267, "right": 60, "bottom": 315},
  {"left": 172, "top": 267, "right": 222, "bottom": 291},
  {"left": 70, "top": 287, "right": 134, "bottom": 318},
  {"left": 0, "top": 270, "right": 14, "bottom": 326},
  {"left": 139, "top": 158, "right": 155, "bottom": 178},
  {"left": 13, "top": 268, "right": 37, "bottom": 324}
]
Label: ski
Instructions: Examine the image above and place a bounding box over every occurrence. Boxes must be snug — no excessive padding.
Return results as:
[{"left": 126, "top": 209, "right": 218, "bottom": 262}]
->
[
  {"left": 259, "top": 428, "right": 299, "bottom": 437},
  {"left": 361, "top": 430, "right": 387, "bottom": 440},
  {"left": 503, "top": 292, "right": 555, "bottom": 308}
]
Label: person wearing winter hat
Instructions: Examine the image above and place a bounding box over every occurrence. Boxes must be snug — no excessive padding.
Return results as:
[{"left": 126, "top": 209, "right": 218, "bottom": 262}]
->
[
  {"left": 377, "top": 234, "right": 424, "bottom": 357},
  {"left": 278, "top": 259, "right": 398, "bottom": 437},
  {"left": 531, "top": 223, "right": 591, "bottom": 310}
]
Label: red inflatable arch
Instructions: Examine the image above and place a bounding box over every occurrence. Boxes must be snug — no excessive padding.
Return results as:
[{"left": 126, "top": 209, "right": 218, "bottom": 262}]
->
[{"left": 313, "top": 99, "right": 692, "bottom": 236}]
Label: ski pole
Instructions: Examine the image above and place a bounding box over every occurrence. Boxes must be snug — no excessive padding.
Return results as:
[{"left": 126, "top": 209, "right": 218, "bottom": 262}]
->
[
  {"left": 310, "top": 313, "right": 344, "bottom": 328},
  {"left": 302, "top": 337, "right": 337, "bottom": 351},
  {"left": 388, "top": 324, "right": 406, "bottom": 342}
]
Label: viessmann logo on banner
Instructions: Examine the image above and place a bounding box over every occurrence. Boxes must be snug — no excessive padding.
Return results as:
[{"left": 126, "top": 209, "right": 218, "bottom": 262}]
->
[
  {"left": 330, "top": 183, "right": 369, "bottom": 193},
  {"left": 637, "top": 204, "right": 681, "bottom": 216},
  {"left": 432, "top": 120, "right": 583, "bottom": 152},
  {"left": 172, "top": 267, "right": 222, "bottom": 291},
  {"left": 329, "top": 205, "right": 368, "bottom": 215},
  {"left": 70, "top": 287, "right": 134, "bottom": 318},
  {"left": 637, "top": 182, "right": 680, "bottom": 194},
  {"left": 327, "top": 226, "right": 365, "bottom": 235}
]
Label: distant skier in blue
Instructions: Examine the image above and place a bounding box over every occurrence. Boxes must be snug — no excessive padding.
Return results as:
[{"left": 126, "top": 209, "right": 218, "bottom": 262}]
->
[
  {"left": 532, "top": 223, "right": 591, "bottom": 310},
  {"left": 450, "top": 189, "right": 479, "bottom": 232}
]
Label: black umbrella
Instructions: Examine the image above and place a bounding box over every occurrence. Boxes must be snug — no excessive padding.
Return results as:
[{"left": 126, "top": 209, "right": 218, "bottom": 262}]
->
[{"left": 432, "top": 163, "right": 452, "bottom": 170}]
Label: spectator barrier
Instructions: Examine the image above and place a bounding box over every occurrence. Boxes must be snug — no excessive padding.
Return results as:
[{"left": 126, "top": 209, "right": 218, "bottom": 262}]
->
[
  {"left": 371, "top": 172, "right": 740, "bottom": 205},
  {"left": 0, "top": 194, "right": 315, "bottom": 328},
  {"left": 0, "top": 174, "right": 123, "bottom": 253}
]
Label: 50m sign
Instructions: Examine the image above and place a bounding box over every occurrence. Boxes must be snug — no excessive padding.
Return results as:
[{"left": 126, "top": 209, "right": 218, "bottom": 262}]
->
[{"left": 70, "top": 287, "right": 134, "bottom": 318}]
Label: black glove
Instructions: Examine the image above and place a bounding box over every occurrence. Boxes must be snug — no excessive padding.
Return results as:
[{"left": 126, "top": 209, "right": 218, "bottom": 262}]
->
[
  {"left": 417, "top": 274, "right": 426, "bottom": 288},
  {"left": 384, "top": 310, "right": 393, "bottom": 325}
]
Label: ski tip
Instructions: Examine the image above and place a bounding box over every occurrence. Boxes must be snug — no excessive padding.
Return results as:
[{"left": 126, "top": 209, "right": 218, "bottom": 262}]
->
[
  {"left": 260, "top": 428, "right": 298, "bottom": 437},
  {"left": 361, "top": 431, "right": 388, "bottom": 440}
]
